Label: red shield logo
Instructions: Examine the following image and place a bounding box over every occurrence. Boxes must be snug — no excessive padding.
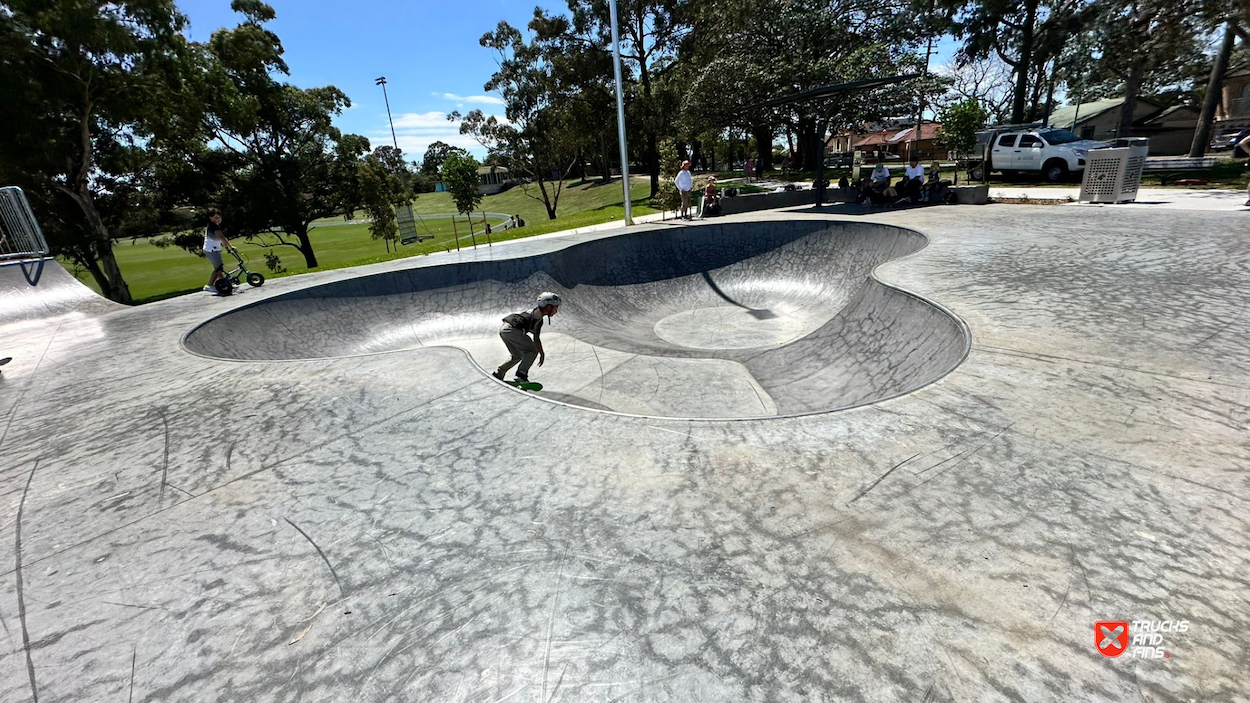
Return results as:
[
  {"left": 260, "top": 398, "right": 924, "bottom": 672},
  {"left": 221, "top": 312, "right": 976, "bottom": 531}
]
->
[{"left": 1096, "top": 621, "right": 1129, "bottom": 657}]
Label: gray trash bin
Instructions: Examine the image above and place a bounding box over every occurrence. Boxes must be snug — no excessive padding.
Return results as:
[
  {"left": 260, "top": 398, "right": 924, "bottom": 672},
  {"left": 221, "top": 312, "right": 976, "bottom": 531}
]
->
[{"left": 1079, "top": 138, "right": 1150, "bottom": 204}]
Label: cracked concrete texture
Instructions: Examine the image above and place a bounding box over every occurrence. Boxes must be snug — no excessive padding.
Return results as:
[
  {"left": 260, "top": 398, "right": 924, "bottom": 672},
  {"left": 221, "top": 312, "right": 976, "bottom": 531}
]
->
[{"left": 0, "top": 206, "right": 1248, "bottom": 702}]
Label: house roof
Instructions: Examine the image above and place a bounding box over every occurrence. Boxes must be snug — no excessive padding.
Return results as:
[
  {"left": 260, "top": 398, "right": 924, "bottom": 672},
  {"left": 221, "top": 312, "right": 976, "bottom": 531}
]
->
[
  {"left": 476, "top": 166, "right": 509, "bottom": 175},
  {"left": 1140, "top": 104, "right": 1199, "bottom": 125},
  {"left": 1228, "top": 61, "right": 1250, "bottom": 79},
  {"left": 853, "top": 123, "right": 942, "bottom": 148},
  {"left": 1048, "top": 97, "right": 1163, "bottom": 130}
]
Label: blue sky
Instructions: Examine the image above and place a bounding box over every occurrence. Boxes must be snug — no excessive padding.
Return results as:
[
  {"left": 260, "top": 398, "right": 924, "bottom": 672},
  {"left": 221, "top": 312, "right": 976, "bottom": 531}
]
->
[
  {"left": 177, "top": 1, "right": 960, "bottom": 159},
  {"left": 178, "top": 0, "right": 564, "bottom": 159}
]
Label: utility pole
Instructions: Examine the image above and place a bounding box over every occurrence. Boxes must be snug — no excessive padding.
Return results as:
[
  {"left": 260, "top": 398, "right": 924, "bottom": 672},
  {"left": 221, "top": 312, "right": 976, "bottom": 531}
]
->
[{"left": 608, "top": 0, "right": 633, "bottom": 225}]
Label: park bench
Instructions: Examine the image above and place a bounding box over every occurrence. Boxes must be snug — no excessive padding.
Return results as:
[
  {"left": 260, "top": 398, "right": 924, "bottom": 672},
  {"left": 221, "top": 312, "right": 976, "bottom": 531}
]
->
[{"left": 1141, "top": 156, "right": 1217, "bottom": 185}]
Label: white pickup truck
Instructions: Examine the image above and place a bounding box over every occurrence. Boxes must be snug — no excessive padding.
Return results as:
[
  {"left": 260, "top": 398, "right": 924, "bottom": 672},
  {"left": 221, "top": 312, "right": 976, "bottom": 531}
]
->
[{"left": 974, "top": 126, "right": 1109, "bottom": 182}]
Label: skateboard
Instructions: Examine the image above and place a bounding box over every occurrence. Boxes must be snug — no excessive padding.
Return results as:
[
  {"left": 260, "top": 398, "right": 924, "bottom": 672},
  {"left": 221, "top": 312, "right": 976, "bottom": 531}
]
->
[
  {"left": 505, "top": 379, "right": 543, "bottom": 392},
  {"left": 0, "top": 357, "right": 10, "bottom": 374}
]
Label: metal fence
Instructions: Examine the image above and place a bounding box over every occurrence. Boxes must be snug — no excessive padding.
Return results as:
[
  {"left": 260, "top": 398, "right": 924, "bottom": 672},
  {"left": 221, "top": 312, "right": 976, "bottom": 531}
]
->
[{"left": 0, "top": 186, "right": 49, "bottom": 262}]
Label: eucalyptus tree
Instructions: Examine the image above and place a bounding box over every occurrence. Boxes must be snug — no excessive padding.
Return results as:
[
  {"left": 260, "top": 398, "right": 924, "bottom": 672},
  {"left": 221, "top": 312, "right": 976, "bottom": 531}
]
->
[
  {"left": 938, "top": 0, "right": 1094, "bottom": 124},
  {"left": 457, "top": 16, "right": 606, "bottom": 220},
  {"left": 186, "top": 1, "right": 368, "bottom": 269},
  {"left": 0, "top": 0, "right": 191, "bottom": 302},
  {"left": 681, "top": 0, "right": 934, "bottom": 172}
]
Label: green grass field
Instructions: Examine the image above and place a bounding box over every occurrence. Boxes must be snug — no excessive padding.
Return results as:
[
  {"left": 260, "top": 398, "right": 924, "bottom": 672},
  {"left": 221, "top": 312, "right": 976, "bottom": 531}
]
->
[{"left": 73, "top": 177, "right": 656, "bottom": 303}]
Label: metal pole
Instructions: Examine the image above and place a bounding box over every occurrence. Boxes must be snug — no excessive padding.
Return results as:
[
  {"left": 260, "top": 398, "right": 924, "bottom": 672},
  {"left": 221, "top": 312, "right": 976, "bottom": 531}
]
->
[
  {"left": 376, "top": 77, "right": 400, "bottom": 150},
  {"left": 608, "top": 0, "right": 633, "bottom": 226},
  {"left": 376, "top": 77, "right": 400, "bottom": 254}
]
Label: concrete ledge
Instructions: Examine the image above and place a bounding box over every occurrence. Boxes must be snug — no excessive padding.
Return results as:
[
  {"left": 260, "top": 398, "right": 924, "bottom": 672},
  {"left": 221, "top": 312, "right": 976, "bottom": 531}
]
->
[
  {"left": 954, "top": 184, "right": 990, "bottom": 205},
  {"left": 718, "top": 187, "right": 858, "bottom": 215}
]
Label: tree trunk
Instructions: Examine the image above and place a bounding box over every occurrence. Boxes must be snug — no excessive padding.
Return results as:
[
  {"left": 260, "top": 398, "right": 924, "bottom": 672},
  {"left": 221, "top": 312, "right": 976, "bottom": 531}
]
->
[
  {"left": 537, "top": 178, "right": 558, "bottom": 219},
  {"left": 1191, "top": 22, "right": 1237, "bottom": 157},
  {"left": 1041, "top": 67, "right": 1058, "bottom": 126},
  {"left": 74, "top": 250, "right": 111, "bottom": 300},
  {"left": 753, "top": 124, "right": 772, "bottom": 173},
  {"left": 647, "top": 133, "right": 660, "bottom": 198},
  {"left": 61, "top": 187, "right": 131, "bottom": 303},
  {"left": 295, "top": 229, "right": 319, "bottom": 268},
  {"left": 1011, "top": 0, "right": 1039, "bottom": 124},
  {"left": 65, "top": 102, "right": 132, "bottom": 303},
  {"left": 1026, "top": 61, "right": 1048, "bottom": 122},
  {"left": 691, "top": 138, "right": 704, "bottom": 171},
  {"left": 1117, "top": 62, "right": 1144, "bottom": 138},
  {"left": 600, "top": 131, "right": 611, "bottom": 182}
]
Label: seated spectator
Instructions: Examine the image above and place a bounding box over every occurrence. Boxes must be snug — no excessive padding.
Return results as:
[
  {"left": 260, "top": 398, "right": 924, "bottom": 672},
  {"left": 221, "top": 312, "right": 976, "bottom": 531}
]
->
[
  {"left": 863, "top": 160, "right": 894, "bottom": 204},
  {"left": 922, "top": 170, "right": 941, "bottom": 204},
  {"left": 702, "top": 176, "right": 721, "bottom": 216},
  {"left": 837, "top": 175, "right": 850, "bottom": 189},
  {"left": 899, "top": 156, "right": 924, "bottom": 204}
]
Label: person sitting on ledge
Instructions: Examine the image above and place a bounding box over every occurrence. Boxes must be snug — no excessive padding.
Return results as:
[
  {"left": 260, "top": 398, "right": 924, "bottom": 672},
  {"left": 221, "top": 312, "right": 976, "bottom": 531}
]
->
[
  {"left": 701, "top": 176, "right": 721, "bottom": 217},
  {"left": 899, "top": 156, "right": 924, "bottom": 204}
]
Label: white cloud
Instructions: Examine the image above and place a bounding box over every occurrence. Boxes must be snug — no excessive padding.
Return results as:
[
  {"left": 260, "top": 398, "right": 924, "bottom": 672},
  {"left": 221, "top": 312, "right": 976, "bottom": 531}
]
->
[
  {"left": 439, "top": 92, "right": 506, "bottom": 106},
  {"left": 374, "top": 111, "right": 500, "bottom": 160}
]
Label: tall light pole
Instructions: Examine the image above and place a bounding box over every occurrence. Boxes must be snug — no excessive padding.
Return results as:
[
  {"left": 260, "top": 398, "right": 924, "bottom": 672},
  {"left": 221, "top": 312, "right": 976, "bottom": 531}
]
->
[
  {"left": 375, "top": 76, "right": 399, "bottom": 150},
  {"left": 608, "top": 0, "right": 633, "bottom": 225},
  {"left": 376, "top": 77, "right": 402, "bottom": 253}
]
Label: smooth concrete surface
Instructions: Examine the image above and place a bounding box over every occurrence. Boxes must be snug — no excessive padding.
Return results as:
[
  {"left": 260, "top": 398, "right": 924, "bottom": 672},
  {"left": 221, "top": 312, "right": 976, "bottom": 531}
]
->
[
  {"left": 987, "top": 185, "right": 1250, "bottom": 210},
  {"left": 182, "top": 221, "right": 969, "bottom": 419},
  {"left": 2, "top": 207, "right": 1249, "bottom": 702}
]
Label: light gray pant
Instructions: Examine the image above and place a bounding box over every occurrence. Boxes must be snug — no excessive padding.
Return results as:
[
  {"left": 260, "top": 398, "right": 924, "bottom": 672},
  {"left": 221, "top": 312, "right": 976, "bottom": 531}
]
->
[{"left": 497, "top": 327, "right": 537, "bottom": 378}]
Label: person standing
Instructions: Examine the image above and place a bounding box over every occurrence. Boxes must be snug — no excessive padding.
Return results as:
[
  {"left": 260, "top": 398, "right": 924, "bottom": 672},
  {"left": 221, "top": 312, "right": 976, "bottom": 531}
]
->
[
  {"left": 744, "top": 157, "right": 754, "bottom": 184},
  {"left": 675, "top": 160, "right": 694, "bottom": 220},
  {"left": 202, "top": 209, "right": 234, "bottom": 293},
  {"left": 1239, "top": 133, "right": 1250, "bottom": 207},
  {"left": 493, "top": 292, "right": 561, "bottom": 385}
]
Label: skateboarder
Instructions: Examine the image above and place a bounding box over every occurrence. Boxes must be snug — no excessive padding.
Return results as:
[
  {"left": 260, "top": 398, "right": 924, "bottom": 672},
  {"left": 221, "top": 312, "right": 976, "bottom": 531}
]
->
[{"left": 493, "top": 292, "right": 561, "bottom": 386}]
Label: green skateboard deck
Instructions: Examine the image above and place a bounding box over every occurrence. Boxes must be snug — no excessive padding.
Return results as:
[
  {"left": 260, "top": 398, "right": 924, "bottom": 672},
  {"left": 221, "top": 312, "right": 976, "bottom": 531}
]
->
[{"left": 505, "top": 379, "right": 543, "bottom": 391}]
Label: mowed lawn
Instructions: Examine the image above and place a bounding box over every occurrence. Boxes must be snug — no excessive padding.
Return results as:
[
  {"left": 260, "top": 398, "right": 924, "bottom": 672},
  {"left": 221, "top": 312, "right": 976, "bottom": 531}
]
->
[{"left": 73, "top": 177, "right": 655, "bottom": 303}]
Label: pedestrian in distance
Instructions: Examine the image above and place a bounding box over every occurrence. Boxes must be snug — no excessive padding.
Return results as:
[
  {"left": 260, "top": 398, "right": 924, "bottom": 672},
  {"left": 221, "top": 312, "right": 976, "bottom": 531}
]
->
[
  {"left": 493, "top": 292, "right": 561, "bottom": 388},
  {"left": 675, "top": 160, "right": 694, "bottom": 220},
  {"left": 1239, "top": 133, "right": 1250, "bottom": 207},
  {"left": 202, "top": 209, "right": 235, "bottom": 294}
]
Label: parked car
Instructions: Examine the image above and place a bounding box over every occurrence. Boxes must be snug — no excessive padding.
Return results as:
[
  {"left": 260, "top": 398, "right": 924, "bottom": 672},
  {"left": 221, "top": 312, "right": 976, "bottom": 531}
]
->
[
  {"left": 972, "top": 125, "right": 1110, "bottom": 182},
  {"left": 1211, "top": 127, "right": 1250, "bottom": 157},
  {"left": 824, "top": 152, "right": 853, "bottom": 168}
]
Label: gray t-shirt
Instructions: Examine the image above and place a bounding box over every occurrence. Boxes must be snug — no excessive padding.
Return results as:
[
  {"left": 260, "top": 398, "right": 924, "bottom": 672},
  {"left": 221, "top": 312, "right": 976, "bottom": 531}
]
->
[{"left": 503, "top": 308, "right": 545, "bottom": 339}]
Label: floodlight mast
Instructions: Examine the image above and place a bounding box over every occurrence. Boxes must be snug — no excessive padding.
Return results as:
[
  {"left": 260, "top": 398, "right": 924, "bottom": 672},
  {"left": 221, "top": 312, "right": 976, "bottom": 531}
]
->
[
  {"left": 375, "top": 77, "right": 401, "bottom": 253},
  {"left": 608, "top": 0, "right": 633, "bottom": 226},
  {"left": 375, "top": 76, "right": 399, "bottom": 150}
]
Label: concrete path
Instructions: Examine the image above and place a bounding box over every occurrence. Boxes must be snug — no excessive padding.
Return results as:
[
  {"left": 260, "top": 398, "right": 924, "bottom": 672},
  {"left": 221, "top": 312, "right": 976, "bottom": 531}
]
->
[
  {"left": 984, "top": 185, "right": 1250, "bottom": 210},
  {"left": 1, "top": 204, "right": 1247, "bottom": 702}
]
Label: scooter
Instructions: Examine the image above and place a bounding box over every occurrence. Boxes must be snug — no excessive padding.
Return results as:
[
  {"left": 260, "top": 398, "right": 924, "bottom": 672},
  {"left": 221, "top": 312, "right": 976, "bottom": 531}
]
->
[{"left": 213, "top": 248, "right": 265, "bottom": 296}]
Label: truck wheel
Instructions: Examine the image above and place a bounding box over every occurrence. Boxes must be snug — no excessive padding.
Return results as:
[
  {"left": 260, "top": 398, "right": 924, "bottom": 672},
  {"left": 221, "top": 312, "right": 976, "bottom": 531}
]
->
[
  {"left": 969, "top": 164, "right": 985, "bottom": 181},
  {"left": 1044, "top": 160, "right": 1069, "bottom": 183}
]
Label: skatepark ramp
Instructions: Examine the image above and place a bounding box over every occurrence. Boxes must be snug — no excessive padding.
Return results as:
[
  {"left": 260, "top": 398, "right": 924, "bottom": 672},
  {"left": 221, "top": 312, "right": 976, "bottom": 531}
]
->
[
  {"left": 184, "top": 220, "right": 969, "bottom": 418},
  {"left": 1, "top": 257, "right": 121, "bottom": 328}
]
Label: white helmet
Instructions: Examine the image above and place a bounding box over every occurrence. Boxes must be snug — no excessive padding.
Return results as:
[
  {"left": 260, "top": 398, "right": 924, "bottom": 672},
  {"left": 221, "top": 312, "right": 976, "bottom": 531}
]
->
[{"left": 536, "top": 291, "right": 562, "bottom": 308}]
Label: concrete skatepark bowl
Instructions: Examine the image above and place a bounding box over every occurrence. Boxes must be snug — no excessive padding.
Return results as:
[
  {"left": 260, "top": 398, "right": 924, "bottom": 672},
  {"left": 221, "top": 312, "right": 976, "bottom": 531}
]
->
[
  {"left": 183, "top": 220, "right": 969, "bottom": 419},
  {"left": 3, "top": 207, "right": 1249, "bottom": 702}
]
